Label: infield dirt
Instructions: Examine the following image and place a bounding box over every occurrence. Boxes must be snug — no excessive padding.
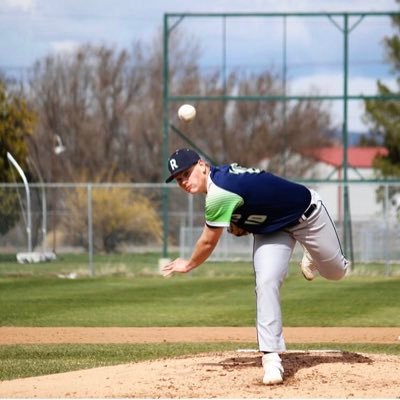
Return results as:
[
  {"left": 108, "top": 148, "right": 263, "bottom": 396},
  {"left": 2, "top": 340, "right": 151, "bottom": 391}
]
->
[{"left": 0, "top": 327, "right": 399, "bottom": 398}]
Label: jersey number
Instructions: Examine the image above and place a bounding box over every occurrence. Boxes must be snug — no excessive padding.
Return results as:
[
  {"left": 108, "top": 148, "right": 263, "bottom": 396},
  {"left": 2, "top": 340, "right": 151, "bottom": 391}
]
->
[{"left": 232, "top": 213, "right": 267, "bottom": 225}]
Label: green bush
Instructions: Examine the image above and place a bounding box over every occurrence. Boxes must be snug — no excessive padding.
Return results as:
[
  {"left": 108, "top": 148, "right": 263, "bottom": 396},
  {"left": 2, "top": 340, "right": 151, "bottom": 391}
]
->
[{"left": 62, "top": 187, "right": 162, "bottom": 252}]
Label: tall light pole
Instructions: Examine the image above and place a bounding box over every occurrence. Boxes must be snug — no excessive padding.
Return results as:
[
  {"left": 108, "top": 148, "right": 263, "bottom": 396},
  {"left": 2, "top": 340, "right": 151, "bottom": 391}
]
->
[
  {"left": 7, "top": 152, "right": 32, "bottom": 253},
  {"left": 26, "top": 157, "right": 47, "bottom": 253},
  {"left": 7, "top": 151, "right": 59, "bottom": 263}
]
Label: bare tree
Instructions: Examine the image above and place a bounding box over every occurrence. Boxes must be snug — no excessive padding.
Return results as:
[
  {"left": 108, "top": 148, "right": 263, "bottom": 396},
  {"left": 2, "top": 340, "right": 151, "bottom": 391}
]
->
[
  {"left": 27, "top": 29, "right": 332, "bottom": 183},
  {"left": 171, "top": 70, "right": 332, "bottom": 176},
  {"left": 28, "top": 44, "right": 146, "bottom": 182},
  {"left": 27, "top": 29, "right": 202, "bottom": 183}
]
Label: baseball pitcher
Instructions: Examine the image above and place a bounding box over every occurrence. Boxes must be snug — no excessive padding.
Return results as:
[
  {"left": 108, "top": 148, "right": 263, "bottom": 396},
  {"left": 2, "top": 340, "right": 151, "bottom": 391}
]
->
[{"left": 162, "top": 148, "right": 350, "bottom": 385}]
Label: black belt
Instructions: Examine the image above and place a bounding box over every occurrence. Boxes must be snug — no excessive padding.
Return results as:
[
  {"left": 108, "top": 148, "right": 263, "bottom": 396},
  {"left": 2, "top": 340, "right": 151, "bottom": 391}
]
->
[
  {"left": 287, "top": 203, "right": 317, "bottom": 227},
  {"left": 301, "top": 203, "right": 317, "bottom": 220}
]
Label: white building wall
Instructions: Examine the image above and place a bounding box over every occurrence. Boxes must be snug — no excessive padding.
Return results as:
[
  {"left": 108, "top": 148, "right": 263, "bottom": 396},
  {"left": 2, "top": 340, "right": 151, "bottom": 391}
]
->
[{"left": 307, "top": 162, "right": 382, "bottom": 222}]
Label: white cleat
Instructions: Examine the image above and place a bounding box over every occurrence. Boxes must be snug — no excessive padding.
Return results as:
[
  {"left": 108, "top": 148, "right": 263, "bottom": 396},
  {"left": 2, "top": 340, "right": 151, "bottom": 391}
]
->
[
  {"left": 300, "top": 246, "right": 318, "bottom": 281},
  {"left": 262, "top": 352, "right": 284, "bottom": 385}
]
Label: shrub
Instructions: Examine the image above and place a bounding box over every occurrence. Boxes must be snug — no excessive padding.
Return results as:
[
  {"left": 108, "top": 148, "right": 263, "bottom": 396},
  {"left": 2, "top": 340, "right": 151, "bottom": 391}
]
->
[{"left": 61, "top": 186, "right": 162, "bottom": 253}]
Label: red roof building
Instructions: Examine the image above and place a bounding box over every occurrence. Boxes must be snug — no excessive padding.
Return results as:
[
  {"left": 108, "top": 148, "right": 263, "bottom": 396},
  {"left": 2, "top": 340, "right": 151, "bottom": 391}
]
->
[
  {"left": 301, "top": 146, "right": 388, "bottom": 221},
  {"left": 303, "top": 146, "right": 388, "bottom": 169}
]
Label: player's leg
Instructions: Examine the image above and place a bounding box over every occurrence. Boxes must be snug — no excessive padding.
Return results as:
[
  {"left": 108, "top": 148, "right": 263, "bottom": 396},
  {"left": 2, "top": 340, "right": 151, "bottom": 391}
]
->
[
  {"left": 253, "top": 231, "right": 296, "bottom": 384},
  {"left": 292, "top": 197, "right": 349, "bottom": 281}
]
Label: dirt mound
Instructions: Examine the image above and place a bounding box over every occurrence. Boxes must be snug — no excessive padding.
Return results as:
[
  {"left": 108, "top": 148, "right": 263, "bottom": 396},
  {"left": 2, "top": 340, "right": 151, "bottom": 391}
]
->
[
  {"left": 1, "top": 327, "right": 399, "bottom": 398},
  {"left": 1, "top": 350, "right": 399, "bottom": 398}
]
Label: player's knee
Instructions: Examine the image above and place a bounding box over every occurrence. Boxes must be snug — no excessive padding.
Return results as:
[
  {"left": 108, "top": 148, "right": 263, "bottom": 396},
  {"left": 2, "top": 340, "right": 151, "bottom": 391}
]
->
[
  {"left": 319, "top": 260, "right": 348, "bottom": 281},
  {"left": 321, "top": 270, "right": 345, "bottom": 281},
  {"left": 255, "top": 276, "right": 283, "bottom": 293}
]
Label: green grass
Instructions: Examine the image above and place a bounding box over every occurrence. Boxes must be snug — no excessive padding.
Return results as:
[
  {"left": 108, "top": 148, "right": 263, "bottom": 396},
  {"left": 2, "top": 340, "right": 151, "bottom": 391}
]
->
[
  {"left": 2, "top": 252, "right": 399, "bottom": 278},
  {"left": 0, "top": 270, "right": 399, "bottom": 327},
  {"left": 1, "top": 257, "right": 399, "bottom": 381},
  {"left": 0, "top": 252, "right": 169, "bottom": 277},
  {"left": 1, "top": 342, "right": 399, "bottom": 381},
  {"left": 0, "top": 342, "right": 249, "bottom": 381},
  {"left": 281, "top": 274, "right": 400, "bottom": 326}
]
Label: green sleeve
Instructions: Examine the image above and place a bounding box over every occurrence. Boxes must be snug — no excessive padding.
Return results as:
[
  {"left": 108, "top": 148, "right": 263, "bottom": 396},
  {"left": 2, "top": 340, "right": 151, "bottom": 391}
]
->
[{"left": 205, "top": 184, "right": 244, "bottom": 227}]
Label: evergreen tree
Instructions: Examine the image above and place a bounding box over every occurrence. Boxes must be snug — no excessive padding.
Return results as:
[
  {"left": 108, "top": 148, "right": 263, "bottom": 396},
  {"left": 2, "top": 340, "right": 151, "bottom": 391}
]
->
[
  {"left": 364, "top": 5, "right": 400, "bottom": 177},
  {"left": 0, "top": 79, "right": 36, "bottom": 235}
]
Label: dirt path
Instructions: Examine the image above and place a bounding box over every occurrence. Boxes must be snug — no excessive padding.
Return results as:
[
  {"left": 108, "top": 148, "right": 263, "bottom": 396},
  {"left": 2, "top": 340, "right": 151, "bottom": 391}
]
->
[
  {"left": 0, "top": 327, "right": 399, "bottom": 398},
  {"left": 0, "top": 326, "right": 399, "bottom": 344}
]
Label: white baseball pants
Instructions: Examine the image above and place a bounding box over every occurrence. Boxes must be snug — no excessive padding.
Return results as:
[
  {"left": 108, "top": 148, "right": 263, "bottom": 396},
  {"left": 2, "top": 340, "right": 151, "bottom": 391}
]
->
[{"left": 252, "top": 190, "right": 349, "bottom": 352}]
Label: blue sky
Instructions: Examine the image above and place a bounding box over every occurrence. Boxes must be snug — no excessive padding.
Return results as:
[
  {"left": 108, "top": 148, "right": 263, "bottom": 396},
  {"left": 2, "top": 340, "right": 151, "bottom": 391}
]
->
[{"left": 0, "top": 0, "right": 399, "bottom": 131}]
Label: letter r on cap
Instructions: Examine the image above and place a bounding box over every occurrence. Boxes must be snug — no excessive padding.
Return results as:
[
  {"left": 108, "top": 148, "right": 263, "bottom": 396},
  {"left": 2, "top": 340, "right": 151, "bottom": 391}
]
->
[{"left": 170, "top": 159, "right": 178, "bottom": 171}]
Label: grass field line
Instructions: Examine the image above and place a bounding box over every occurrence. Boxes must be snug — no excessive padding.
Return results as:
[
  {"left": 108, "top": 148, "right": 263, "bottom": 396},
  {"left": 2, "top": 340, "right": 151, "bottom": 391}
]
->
[{"left": 0, "top": 326, "right": 399, "bottom": 344}]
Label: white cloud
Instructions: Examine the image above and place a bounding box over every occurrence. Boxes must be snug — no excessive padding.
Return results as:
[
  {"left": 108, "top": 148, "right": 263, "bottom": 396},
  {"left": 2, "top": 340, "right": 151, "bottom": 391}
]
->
[
  {"left": 278, "top": 0, "right": 396, "bottom": 12},
  {"left": 291, "top": 73, "right": 396, "bottom": 96},
  {"left": 50, "top": 40, "right": 80, "bottom": 55},
  {"left": 291, "top": 73, "right": 397, "bottom": 131},
  {"left": 2, "top": 0, "right": 34, "bottom": 12},
  {"left": 164, "top": 0, "right": 397, "bottom": 13},
  {"left": 0, "top": 0, "right": 398, "bottom": 88}
]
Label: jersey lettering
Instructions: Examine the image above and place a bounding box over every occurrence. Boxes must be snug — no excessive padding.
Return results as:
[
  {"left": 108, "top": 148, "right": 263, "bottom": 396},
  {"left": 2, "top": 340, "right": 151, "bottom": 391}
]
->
[
  {"left": 232, "top": 213, "right": 268, "bottom": 225},
  {"left": 246, "top": 214, "right": 267, "bottom": 225},
  {"left": 229, "top": 163, "right": 261, "bottom": 175}
]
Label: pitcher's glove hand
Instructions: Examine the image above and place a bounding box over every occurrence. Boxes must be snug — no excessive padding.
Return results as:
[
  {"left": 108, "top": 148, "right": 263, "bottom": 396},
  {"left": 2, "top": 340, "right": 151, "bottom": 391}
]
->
[{"left": 227, "top": 223, "right": 250, "bottom": 237}]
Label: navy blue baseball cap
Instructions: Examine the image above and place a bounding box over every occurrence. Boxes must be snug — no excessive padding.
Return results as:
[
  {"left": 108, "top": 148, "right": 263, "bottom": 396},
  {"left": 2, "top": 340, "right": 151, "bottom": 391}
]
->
[{"left": 165, "top": 148, "right": 200, "bottom": 183}]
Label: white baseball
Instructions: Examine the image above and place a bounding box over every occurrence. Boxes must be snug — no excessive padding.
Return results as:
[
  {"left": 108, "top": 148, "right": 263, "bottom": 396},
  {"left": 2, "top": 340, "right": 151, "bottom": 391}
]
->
[{"left": 178, "top": 104, "right": 196, "bottom": 122}]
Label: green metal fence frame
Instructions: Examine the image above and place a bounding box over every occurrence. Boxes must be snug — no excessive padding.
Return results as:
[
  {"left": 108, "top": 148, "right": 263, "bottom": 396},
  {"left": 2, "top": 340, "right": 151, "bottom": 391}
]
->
[{"left": 162, "top": 11, "right": 400, "bottom": 259}]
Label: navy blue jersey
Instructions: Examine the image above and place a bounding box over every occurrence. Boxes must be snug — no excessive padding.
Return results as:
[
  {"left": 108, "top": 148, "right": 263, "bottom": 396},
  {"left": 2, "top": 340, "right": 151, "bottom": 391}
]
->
[{"left": 205, "top": 164, "right": 311, "bottom": 234}]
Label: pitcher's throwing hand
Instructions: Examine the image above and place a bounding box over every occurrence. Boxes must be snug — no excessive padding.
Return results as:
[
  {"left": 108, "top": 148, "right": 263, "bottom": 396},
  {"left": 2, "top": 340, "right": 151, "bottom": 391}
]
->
[{"left": 161, "top": 258, "right": 191, "bottom": 277}]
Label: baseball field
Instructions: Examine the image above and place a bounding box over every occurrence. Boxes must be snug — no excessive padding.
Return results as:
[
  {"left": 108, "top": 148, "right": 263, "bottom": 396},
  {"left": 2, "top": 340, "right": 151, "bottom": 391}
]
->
[{"left": 0, "top": 255, "right": 399, "bottom": 398}]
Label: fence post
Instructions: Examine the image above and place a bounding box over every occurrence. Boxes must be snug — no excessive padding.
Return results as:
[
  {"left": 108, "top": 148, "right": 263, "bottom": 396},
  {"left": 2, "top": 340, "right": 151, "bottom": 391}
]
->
[
  {"left": 384, "top": 183, "right": 390, "bottom": 276},
  {"left": 87, "top": 183, "right": 94, "bottom": 277}
]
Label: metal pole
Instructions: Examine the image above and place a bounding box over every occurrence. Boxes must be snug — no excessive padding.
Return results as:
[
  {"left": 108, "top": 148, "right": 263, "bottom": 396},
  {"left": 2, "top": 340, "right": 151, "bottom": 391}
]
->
[
  {"left": 282, "top": 15, "right": 288, "bottom": 175},
  {"left": 384, "top": 183, "right": 390, "bottom": 275},
  {"left": 51, "top": 149, "right": 56, "bottom": 253},
  {"left": 162, "top": 14, "right": 170, "bottom": 258},
  {"left": 87, "top": 183, "right": 94, "bottom": 277},
  {"left": 342, "top": 14, "right": 351, "bottom": 262},
  {"left": 7, "top": 152, "right": 32, "bottom": 253},
  {"left": 41, "top": 183, "right": 47, "bottom": 252},
  {"left": 222, "top": 16, "right": 227, "bottom": 94},
  {"left": 27, "top": 157, "right": 47, "bottom": 252}
]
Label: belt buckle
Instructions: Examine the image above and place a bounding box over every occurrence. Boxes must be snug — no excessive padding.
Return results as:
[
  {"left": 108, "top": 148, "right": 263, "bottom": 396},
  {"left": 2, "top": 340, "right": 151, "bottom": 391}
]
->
[{"left": 299, "top": 203, "right": 316, "bottom": 222}]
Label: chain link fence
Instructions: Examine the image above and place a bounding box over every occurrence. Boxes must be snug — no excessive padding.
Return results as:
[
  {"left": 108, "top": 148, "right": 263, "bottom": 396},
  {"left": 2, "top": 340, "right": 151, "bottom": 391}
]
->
[{"left": 0, "top": 181, "right": 399, "bottom": 277}]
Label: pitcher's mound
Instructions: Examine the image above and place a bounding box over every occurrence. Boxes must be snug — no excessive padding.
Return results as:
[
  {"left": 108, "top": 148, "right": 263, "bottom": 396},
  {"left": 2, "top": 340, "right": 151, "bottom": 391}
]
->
[{"left": 1, "top": 350, "right": 400, "bottom": 398}]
